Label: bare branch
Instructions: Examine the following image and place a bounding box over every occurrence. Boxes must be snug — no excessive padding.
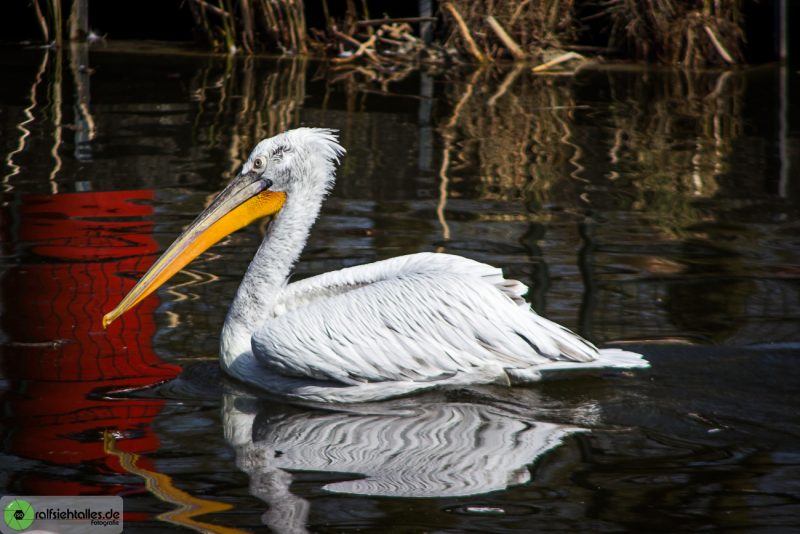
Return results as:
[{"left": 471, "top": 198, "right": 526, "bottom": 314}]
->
[{"left": 486, "top": 15, "right": 525, "bottom": 60}]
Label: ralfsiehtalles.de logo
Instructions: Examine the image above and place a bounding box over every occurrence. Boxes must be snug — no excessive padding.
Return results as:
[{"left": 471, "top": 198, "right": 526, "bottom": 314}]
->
[
  {"left": 0, "top": 496, "right": 122, "bottom": 533},
  {"left": 3, "top": 500, "right": 34, "bottom": 531}
]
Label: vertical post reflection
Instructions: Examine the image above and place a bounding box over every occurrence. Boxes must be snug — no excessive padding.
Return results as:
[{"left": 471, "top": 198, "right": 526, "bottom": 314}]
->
[
  {"left": 3, "top": 51, "right": 49, "bottom": 190},
  {"left": 436, "top": 67, "right": 483, "bottom": 247},
  {"left": 69, "top": 41, "right": 95, "bottom": 163},
  {"left": 47, "top": 47, "right": 63, "bottom": 193}
]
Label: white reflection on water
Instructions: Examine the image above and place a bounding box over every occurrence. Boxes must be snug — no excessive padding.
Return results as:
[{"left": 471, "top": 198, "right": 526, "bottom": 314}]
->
[{"left": 224, "top": 390, "right": 590, "bottom": 530}]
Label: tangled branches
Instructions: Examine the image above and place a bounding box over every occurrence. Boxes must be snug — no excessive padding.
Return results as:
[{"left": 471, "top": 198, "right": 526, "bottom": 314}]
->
[{"left": 603, "top": 0, "right": 744, "bottom": 66}]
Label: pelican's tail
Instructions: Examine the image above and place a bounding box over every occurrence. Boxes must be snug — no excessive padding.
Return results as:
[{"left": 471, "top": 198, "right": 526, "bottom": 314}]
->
[
  {"left": 593, "top": 347, "right": 649, "bottom": 368},
  {"left": 506, "top": 348, "right": 649, "bottom": 384}
]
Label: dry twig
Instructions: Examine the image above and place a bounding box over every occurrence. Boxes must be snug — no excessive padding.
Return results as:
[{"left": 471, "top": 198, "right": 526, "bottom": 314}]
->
[
  {"left": 532, "top": 51, "right": 585, "bottom": 72},
  {"left": 443, "top": 2, "right": 485, "bottom": 62},
  {"left": 486, "top": 15, "right": 525, "bottom": 60},
  {"left": 703, "top": 24, "right": 735, "bottom": 64}
]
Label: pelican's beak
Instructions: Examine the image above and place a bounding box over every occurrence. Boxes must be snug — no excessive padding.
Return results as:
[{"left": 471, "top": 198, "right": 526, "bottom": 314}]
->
[{"left": 102, "top": 172, "right": 286, "bottom": 329}]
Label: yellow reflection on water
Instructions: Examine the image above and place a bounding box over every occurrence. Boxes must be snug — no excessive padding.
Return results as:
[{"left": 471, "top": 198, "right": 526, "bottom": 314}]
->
[{"left": 104, "top": 432, "right": 246, "bottom": 534}]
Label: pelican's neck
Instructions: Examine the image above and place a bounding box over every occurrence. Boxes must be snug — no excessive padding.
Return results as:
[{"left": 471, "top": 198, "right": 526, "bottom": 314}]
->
[{"left": 221, "top": 181, "right": 328, "bottom": 368}]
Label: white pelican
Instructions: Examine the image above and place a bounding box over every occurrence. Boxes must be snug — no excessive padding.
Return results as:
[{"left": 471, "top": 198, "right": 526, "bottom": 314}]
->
[{"left": 103, "top": 128, "right": 648, "bottom": 402}]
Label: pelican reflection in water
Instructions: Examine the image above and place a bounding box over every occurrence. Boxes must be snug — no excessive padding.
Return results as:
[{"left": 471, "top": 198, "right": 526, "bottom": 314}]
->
[
  {"left": 226, "top": 395, "right": 588, "bottom": 498},
  {"left": 223, "top": 390, "right": 590, "bottom": 532},
  {"left": 104, "top": 128, "right": 648, "bottom": 402}
]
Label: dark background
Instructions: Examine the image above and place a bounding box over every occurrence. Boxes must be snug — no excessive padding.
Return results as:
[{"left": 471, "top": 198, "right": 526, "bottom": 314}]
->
[{"left": 1, "top": 0, "right": 796, "bottom": 65}]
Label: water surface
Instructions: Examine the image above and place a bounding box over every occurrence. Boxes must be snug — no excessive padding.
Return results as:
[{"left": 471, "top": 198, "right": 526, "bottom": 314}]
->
[{"left": 1, "top": 43, "right": 799, "bottom": 532}]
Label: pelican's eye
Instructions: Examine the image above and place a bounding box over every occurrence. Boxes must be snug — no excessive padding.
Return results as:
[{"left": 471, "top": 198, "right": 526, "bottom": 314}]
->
[{"left": 252, "top": 156, "right": 267, "bottom": 171}]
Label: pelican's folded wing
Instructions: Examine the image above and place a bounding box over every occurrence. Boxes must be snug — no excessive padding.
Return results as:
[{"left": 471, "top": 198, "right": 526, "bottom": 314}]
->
[{"left": 252, "top": 257, "right": 597, "bottom": 386}]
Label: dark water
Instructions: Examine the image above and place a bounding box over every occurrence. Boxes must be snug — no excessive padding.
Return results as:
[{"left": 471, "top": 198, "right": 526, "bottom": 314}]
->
[{"left": 1, "top": 42, "right": 799, "bottom": 532}]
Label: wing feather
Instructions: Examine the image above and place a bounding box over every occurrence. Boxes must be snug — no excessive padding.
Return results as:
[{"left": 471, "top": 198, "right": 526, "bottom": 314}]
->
[
  {"left": 273, "top": 252, "right": 526, "bottom": 314},
  {"left": 252, "top": 254, "right": 598, "bottom": 385}
]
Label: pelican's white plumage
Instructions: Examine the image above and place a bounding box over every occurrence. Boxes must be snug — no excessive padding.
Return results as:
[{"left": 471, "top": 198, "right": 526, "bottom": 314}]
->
[
  {"left": 107, "top": 127, "right": 648, "bottom": 403},
  {"left": 254, "top": 253, "right": 596, "bottom": 383}
]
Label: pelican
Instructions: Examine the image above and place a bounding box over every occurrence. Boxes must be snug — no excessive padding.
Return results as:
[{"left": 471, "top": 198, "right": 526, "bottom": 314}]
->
[{"left": 103, "top": 128, "right": 648, "bottom": 402}]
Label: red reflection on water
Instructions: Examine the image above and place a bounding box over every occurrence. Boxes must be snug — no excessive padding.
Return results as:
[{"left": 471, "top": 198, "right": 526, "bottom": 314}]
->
[{"left": 0, "top": 189, "right": 181, "bottom": 496}]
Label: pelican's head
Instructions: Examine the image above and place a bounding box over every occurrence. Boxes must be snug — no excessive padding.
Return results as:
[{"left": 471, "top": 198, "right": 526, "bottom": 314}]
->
[
  {"left": 243, "top": 127, "right": 345, "bottom": 195},
  {"left": 102, "top": 128, "right": 344, "bottom": 329}
]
